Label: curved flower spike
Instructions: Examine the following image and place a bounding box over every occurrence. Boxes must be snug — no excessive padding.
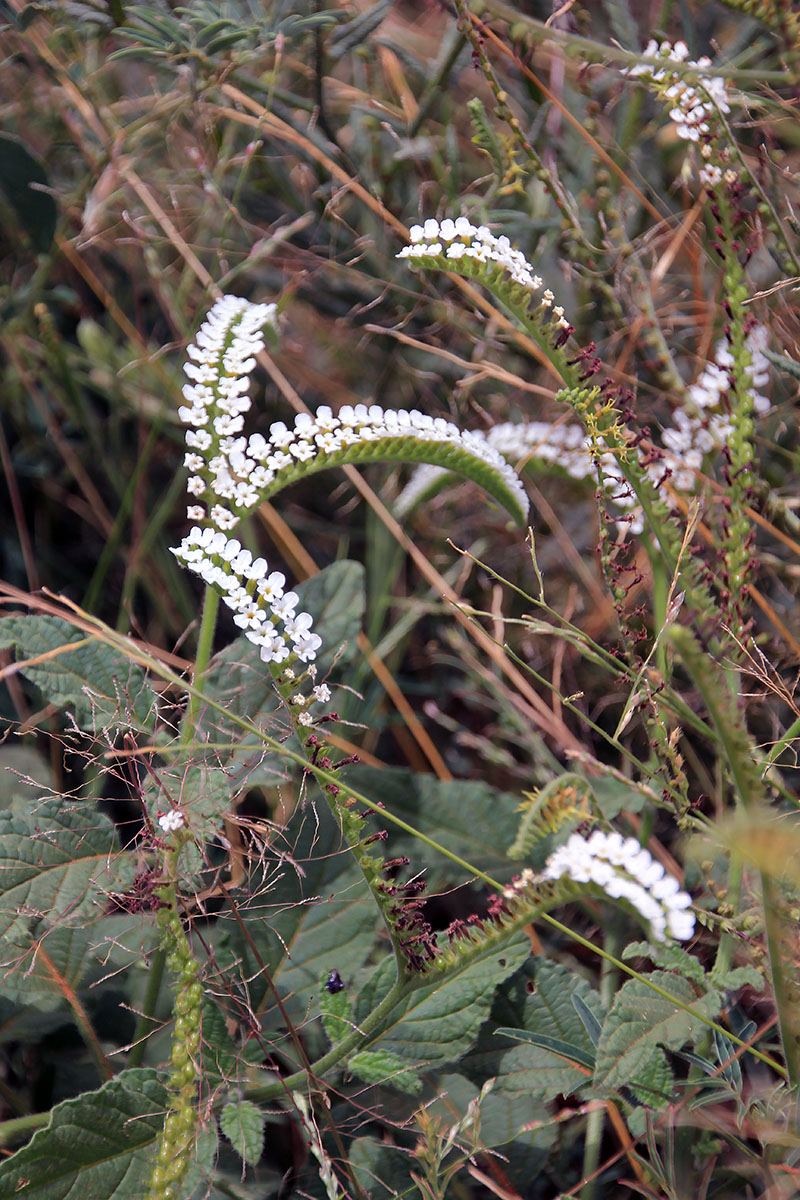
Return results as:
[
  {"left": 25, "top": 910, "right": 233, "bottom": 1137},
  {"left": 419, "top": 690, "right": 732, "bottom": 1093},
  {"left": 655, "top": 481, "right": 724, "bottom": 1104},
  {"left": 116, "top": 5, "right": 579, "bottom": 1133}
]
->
[
  {"left": 540, "top": 830, "right": 695, "bottom": 942},
  {"left": 177, "top": 294, "right": 529, "bottom": 533},
  {"left": 171, "top": 527, "right": 322, "bottom": 665},
  {"left": 397, "top": 217, "right": 569, "bottom": 332}
]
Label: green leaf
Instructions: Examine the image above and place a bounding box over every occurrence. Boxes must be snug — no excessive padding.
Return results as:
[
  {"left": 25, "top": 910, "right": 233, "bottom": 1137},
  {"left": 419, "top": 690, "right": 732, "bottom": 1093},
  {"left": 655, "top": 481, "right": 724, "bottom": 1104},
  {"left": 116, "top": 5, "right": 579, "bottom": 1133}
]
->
[
  {"left": 348, "top": 1048, "right": 422, "bottom": 1094},
  {"left": 0, "top": 1068, "right": 168, "bottom": 1199},
  {"left": 328, "top": 0, "right": 391, "bottom": 55},
  {"left": 213, "top": 803, "right": 376, "bottom": 1032},
  {"left": 0, "top": 132, "right": 57, "bottom": 253},
  {"left": 0, "top": 743, "right": 54, "bottom": 813},
  {"left": 628, "top": 1046, "right": 673, "bottom": 1107},
  {"left": 0, "top": 616, "right": 157, "bottom": 732},
  {"left": 623, "top": 940, "right": 707, "bottom": 985},
  {"left": 461, "top": 959, "right": 604, "bottom": 1102},
  {"left": 220, "top": 1099, "right": 265, "bottom": 1166},
  {"left": 0, "top": 924, "right": 91, "bottom": 1010},
  {"left": 594, "top": 971, "right": 721, "bottom": 1093},
  {"left": 321, "top": 984, "right": 354, "bottom": 1044},
  {"left": 494, "top": 1027, "right": 595, "bottom": 1072},
  {"left": 0, "top": 799, "right": 133, "bottom": 944},
  {"left": 143, "top": 762, "right": 231, "bottom": 849},
  {"left": 340, "top": 766, "right": 525, "bottom": 884},
  {"left": 202, "top": 996, "right": 240, "bottom": 1085},
  {"left": 763, "top": 347, "right": 800, "bottom": 380},
  {"left": 365, "top": 932, "right": 530, "bottom": 1068},
  {"left": 349, "top": 1137, "right": 414, "bottom": 1200}
]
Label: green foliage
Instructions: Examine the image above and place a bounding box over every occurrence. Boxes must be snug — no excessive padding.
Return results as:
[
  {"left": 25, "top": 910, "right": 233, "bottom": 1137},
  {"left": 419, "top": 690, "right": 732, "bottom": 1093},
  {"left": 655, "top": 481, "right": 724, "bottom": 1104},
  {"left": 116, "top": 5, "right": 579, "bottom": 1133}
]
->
[
  {"left": 0, "top": 616, "right": 157, "bottom": 733},
  {"left": 367, "top": 932, "right": 530, "bottom": 1068},
  {"left": 219, "top": 1100, "right": 265, "bottom": 1167},
  {"left": 593, "top": 972, "right": 721, "bottom": 1094},
  {"left": 0, "top": 799, "right": 132, "bottom": 945},
  {"left": 0, "top": 1070, "right": 168, "bottom": 1200},
  {"left": 467, "top": 959, "right": 603, "bottom": 1103},
  {"left": 348, "top": 1048, "right": 423, "bottom": 1094},
  {"left": 3, "top": 1, "right": 800, "bottom": 1196}
]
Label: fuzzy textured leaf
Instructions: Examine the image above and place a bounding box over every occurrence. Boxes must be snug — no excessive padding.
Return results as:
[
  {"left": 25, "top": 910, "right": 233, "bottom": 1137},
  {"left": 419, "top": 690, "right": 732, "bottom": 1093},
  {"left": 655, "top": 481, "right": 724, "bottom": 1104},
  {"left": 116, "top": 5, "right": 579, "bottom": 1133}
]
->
[
  {"left": 348, "top": 1048, "right": 422, "bottom": 1094},
  {"left": 594, "top": 971, "right": 721, "bottom": 1092},
  {"left": 0, "top": 799, "right": 133, "bottom": 944},
  {"left": 365, "top": 932, "right": 530, "bottom": 1068},
  {"left": 341, "top": 766, "right": 525, "bottom": 883},
  {"left": 0, "top": 616, "right": 157, "bottom": 732},
  {"left": 461, "top": 959, "right": 604, "bottom": 1102},
  {"left": 220, "top": 1100, "right": 265, "bottom": 1166},
  {"left": 213, "top": 803, "right": 376, "bottom": 1029},
  {"left": 0, "top": 1068, "right": 168, "bottom": 1199}
]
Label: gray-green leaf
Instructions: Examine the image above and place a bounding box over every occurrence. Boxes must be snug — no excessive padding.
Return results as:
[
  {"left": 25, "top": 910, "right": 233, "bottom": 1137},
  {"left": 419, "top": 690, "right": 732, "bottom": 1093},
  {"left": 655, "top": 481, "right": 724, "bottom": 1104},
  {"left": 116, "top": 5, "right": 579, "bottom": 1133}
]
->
[
  {"left": 0, "top": 615, "right": 157, "bottom": 733},
  {"left": 0, "top": 1069, "right": 167, "bottom": 1199},
  {"left": 220, "top": 1099, "right": 265, "bottom": 1166},
  {"left": 594, "top": 971, "right": 721, "bottom": 1093}
]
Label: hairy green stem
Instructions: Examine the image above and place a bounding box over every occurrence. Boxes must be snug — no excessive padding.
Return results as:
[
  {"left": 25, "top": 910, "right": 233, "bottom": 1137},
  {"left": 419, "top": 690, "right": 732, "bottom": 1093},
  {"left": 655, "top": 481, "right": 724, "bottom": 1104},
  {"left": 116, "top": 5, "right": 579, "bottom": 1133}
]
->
[
  {"left": 761, "top": 875, "right": 800, "bottom": 1087},
  {"left": 128, "top": 946, "right": 167, "bottom": 1070},
  {"left": 245, "top": 978, "right": 409, "bottom": 1104},
  {"left": 183, "top": 584, "right": 220, "bottom": 735}
]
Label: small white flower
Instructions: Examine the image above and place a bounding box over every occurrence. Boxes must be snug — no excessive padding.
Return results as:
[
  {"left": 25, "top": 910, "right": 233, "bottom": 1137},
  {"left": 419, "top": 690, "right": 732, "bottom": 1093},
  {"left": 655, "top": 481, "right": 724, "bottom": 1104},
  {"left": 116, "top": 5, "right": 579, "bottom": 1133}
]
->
[
  {"left": 158, "top": 810, "right": 185, "bottom": 834},
  {"left": 312, "top": 684, "right": 331, "bottom": 703},
  {"left": 298, "top": 711, "right": 314, "bottom": 727}
]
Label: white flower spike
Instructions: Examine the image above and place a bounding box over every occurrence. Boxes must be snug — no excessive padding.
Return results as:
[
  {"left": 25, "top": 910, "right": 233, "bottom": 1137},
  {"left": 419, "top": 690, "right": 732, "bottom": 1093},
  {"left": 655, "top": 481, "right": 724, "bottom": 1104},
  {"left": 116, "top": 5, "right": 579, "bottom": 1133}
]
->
[{"left": 542, "top": 830, "right": 695, "bottom": 942}]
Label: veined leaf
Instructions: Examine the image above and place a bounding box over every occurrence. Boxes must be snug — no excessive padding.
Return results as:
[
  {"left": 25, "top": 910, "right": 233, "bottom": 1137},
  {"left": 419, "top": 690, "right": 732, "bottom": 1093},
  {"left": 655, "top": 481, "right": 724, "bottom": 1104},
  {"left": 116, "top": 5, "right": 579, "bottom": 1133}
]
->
[
  {"left": 220, "top": 1099, "right": 265, "bottom": 1166},
  {"left": 363, "top": 932, "right": 530, "bottom": 1068},
  {"left": 594, "top": 971, "right": 721, "bottom": 1093},
  {"left": 321, "top": 984, "right": 354, "bottom": 1045},
  {"left": 0, "top": 615, "right": 157, "bottom": 733},
  {"left": 461, "top": 959, "right": 604, "bottom": 1102},
  {"left": 348, "top": 1048, "right": 422, "bottom": 1094},
  {"left": 213, "top": 803, "right": 376, "bottom": 1031},
  {"left": 340, "top": 766, "right": 526, "bottom": 884},
  {"left": 494, "top": 1027, "right": 595, "bottom": 1072},
  {"left": 0, "top": 799, "right": 133, "bottom": 944},
  {"left": 0, "top": 1069, "right": 168, "bottom": 1199}
]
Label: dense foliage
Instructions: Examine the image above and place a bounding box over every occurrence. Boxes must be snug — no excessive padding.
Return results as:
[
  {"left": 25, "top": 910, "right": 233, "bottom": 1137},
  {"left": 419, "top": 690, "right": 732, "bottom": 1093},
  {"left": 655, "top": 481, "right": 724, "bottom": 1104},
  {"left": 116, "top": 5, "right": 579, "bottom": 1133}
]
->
[{"left": 1, "top": 2, "right": 800, "bottom": 1198}]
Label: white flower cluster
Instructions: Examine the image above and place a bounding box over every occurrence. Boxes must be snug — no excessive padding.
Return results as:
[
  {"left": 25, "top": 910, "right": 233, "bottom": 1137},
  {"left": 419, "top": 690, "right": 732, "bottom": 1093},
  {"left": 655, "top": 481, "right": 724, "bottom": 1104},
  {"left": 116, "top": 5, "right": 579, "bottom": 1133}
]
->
[
  {"left": 395, "top": 419, "right": 641, "bottom": 528},
  {"left": 397, "top": 322, "right": 770, "bottom": 532},
  {"left": 178, "top": 294, "right": 529, "bottom": 532},
  {"left": 158, "top": 810, "right": 185, "bottom": 834},
  {"left": 660, "top": 324, "right": 770, "bottom": 491},
  {"left": 171, "top": 527, "right": 322, "bottom": 664},
  {"left": 397, "top": 217, "right": 569, "bottom": 329},
  {"left": 543, "top": 830, "right": 695, "bottom": 942},
  {"left": 628, "top": 38, "right": 731, "bottom": 145},
  {"left": 180, "top": 294, "right": 277, "bottom": 526}
]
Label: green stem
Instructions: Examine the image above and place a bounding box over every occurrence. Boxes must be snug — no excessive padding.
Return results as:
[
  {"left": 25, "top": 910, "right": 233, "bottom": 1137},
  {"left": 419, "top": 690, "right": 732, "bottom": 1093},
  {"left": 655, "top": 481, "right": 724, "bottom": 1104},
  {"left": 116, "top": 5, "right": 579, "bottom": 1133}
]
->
[
  {"left": 580, "top": 923, "right": 622, "bottom": 1200},
  {"left": 183, "top": 585, "right": 220, "bottom": 736},
  {"left": 0, "top": 1111, "right": 50, "bottom": 1149},
  {"left": 246, "top": 978, "right": 409, "bottom": 1103},
  {"left": 127, "top": 946, "right": 167, "bottom": 1069},
  {"left": 761, "top": 875, "right": 800, "bottom": 1087},
  {"left": 713, "top": 853, "right": 743, "bottom": 979}
]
